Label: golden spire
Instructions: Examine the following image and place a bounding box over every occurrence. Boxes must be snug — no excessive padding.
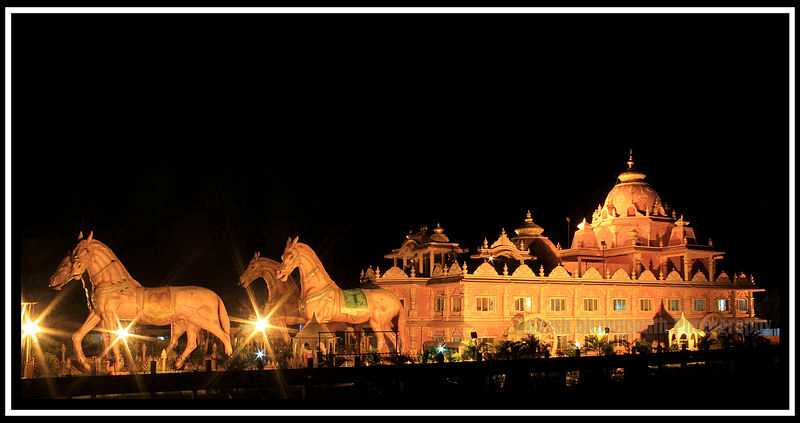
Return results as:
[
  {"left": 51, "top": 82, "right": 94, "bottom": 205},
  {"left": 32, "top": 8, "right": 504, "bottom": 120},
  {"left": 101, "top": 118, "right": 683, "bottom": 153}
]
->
[
  {"left": 525, "top": 210, "right": 533, "bottom": 224},
  {"left": 626, "top": 149, "right": 635, "bottom": 170}
]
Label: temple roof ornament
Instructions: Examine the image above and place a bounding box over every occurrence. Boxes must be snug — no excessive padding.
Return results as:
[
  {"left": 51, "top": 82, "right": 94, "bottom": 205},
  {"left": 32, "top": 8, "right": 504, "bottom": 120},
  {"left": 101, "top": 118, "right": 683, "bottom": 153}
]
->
[{"left": 472, "top": 227, "right": 535, "bottom": 263}]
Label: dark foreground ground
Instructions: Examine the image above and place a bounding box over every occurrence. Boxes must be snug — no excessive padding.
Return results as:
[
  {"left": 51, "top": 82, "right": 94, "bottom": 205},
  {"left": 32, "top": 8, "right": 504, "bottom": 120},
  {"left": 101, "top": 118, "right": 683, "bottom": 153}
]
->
[{"left": 16, "top": 347, "right": 788, "bottom": 410}]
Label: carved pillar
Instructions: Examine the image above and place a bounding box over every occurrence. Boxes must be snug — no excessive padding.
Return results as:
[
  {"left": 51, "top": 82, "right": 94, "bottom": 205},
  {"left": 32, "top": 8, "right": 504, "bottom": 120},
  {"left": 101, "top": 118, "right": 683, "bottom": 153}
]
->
[
  {"left": 429, "top": 251, "right": 434, "bottom": 276},
  {"left": 709, "top": 256, "right": 715, "bottom": 282},
  {"left": 749, "top": 294, "right": 755, "bottom": 318},
  {"left": 683, "top": 254, "right": 690, "bottom": 281}
]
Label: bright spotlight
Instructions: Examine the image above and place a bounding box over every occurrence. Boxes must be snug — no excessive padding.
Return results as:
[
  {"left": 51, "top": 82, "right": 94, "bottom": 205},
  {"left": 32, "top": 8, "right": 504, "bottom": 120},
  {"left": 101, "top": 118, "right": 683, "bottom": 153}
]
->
[
  {"left": 436, "top": 345, "right": 446, "bottom": 354},
  {"left": 22, "top": 321, "right": 39, "bottom": 337},
  {"left": 116, "top": 328, "right": 129, "bottom": 339},
  {"left": 255, "top": 350, "right": 265, "bottom": 360},
  {"left": 254, "top": 318, "right": 268, "bottom": 331}
]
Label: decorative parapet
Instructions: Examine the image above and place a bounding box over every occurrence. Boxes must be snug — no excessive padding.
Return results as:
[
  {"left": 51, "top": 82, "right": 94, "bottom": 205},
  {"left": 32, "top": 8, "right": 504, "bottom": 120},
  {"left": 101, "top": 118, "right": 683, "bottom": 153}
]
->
[
  {"left": 665, "top": 270, "right": 683, "bottom": 282},
  {"left": 448, "top": 261, "right": 463, "bottom": 275},
  {"left": 381, "top": 266, "right": 409, "bottom": 280},
  {"left": 548, "top": 265, "right": 571, "bottom": 279},
  {"left": 582, "top": 267, "right": 603, "bottom": 280},
  {"left": 637, "top": 269, "right": 657, "bottom": 282},
  {"left": 610, "top": 268, "right": 630, "bottom": 281},
  {"left": 431, "top": 264, "right": 444, "bottom": 278},
  {"left": 716, "top": 271, "right": 730, "bottom": 283},
  {"left": 511, "top": 263, "right": 535, "bottom": 279},
  {"left": 473, "top": 261, "right": 499, "bottom": 277},
  {"left": 691, "top": 270, "right": 708, "bottom": 283}
]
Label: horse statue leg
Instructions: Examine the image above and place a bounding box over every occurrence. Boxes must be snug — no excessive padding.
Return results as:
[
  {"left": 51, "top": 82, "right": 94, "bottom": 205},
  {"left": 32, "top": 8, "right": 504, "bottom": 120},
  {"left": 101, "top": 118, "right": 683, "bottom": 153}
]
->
[
  {"left": 368, "top": 319, "right": 391, "bottom": 355},
  {"left": 165, "top": 320, "right": 188, "bottom": 355},
  {"left": 101, "top": 313, "right": 124, "bottom": 373},
  {"left": 71, "top": 311, "right": 102, "bottom": 371},
  {"left": 175, "top": 325, "right": 198, "bottom": 370}
]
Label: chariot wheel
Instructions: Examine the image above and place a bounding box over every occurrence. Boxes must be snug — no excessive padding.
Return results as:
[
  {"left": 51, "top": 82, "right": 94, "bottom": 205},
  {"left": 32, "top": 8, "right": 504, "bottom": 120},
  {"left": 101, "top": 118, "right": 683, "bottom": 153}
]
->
[{"left": 508, "top": 316, "right": 556, "bottom": 347}]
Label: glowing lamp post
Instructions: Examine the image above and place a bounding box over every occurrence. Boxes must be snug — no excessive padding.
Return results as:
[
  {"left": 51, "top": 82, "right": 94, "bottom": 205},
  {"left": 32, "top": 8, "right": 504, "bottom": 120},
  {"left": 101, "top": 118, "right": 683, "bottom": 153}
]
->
[{"left": 116, "top": 327, "right": 130, "bottom": 341}]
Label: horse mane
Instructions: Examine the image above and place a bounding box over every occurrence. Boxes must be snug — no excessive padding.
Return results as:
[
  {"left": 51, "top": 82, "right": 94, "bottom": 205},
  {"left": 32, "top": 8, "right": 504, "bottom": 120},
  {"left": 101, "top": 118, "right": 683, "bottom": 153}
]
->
[
  {"left": 87, "top": 239, "right": 142, "bottom": 287},
  {"left": 295, "top": 242, "right": 337, "bottom": 288}
]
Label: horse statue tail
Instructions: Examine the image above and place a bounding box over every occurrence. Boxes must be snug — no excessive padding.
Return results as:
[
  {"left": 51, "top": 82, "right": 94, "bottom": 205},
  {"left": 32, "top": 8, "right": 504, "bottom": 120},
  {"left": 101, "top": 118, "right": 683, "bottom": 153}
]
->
[{"left": 217, "top": 295, "right": 231, "bottom": 337}]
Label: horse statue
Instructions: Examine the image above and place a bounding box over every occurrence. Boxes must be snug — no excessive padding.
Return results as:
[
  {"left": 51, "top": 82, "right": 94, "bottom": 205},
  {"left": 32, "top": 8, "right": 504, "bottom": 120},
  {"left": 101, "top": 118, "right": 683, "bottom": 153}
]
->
[
  {"left": 49, "top": 254, "right": 201, "bottom": 372},
  {"left": 275, "top": 236, "right": 407, "bottom": 354},
  {"left": 48, "top": 231, "right": 233, "bottom": 371},
  {"left": 238, "top": 251, "right": 306, "bottom": 344}
]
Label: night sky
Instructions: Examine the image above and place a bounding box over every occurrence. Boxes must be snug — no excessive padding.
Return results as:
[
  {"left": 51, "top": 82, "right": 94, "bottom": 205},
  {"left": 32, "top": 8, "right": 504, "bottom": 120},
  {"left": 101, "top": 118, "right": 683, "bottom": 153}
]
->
[{"left": 13, "top": 13, "right": 789, "bottom": 330}]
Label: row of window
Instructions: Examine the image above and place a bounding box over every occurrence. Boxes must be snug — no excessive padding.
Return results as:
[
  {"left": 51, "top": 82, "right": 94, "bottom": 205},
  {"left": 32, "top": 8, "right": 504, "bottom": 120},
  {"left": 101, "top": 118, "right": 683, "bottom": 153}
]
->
[{"left": 465, "top": 296, "right": 749, "bottom": 313}]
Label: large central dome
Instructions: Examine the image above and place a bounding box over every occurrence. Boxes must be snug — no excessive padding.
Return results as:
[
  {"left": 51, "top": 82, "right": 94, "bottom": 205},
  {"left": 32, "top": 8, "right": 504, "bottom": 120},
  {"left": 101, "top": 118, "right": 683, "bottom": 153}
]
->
[{"left": 602, "top": 151, "right": 663, "bottom": 217}]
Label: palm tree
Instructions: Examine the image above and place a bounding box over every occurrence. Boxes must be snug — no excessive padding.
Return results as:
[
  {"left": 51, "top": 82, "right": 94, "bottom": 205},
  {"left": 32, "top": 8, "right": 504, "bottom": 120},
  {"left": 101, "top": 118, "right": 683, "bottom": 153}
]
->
[{"left": 518, "top": 334, "right": 542, "bottom": 359}]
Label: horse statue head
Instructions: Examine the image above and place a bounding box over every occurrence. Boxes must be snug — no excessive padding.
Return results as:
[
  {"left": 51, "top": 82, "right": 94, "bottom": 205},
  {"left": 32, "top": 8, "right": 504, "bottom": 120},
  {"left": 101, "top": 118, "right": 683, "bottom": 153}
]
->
[
  {"left": 239, "top": 251, "right": 266, "bottom": 288},
  {"left": 276, "top": 236, "right": 301, "bottom": 283},
  {"left": 48, "top": 253, "right": 74, "bottom": 291},
  {"left": 66, "top": 230, "right": 95, "bottom": 281},
  {"left": 48, "top": 230, "right": 94, "bottom": 290}
]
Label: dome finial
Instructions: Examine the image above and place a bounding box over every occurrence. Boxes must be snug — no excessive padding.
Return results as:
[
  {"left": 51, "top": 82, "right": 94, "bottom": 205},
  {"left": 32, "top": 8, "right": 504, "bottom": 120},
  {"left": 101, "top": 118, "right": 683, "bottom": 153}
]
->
[
  {"left": 626, "top": 149, "right": 635, "bottom": 170},
  {"left": 525, "top": 210, "right": 533, "bottom": 223}
]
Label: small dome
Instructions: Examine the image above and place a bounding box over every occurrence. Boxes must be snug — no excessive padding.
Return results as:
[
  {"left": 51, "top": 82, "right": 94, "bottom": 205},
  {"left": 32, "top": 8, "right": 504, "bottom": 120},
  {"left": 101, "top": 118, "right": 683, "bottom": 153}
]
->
[
  {"left": 515, "top": 210, "right": 544, "bottom": 237},
  {"left": 430, "top": 223, "right": 450, "bottom": 242}
]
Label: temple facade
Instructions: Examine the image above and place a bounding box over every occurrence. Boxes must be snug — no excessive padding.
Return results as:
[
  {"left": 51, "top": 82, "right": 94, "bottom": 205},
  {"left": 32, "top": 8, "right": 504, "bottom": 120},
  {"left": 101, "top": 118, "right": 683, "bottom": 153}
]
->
[{"left": 371, "top": 152, "right": 768, "bottom": 354}]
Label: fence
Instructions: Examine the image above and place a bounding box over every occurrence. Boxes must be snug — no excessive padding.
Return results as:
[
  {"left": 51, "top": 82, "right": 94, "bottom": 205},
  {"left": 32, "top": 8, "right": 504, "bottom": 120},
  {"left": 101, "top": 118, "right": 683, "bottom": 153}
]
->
[{"left": 17, "top": 346, "right": 786, "bottom": 408}]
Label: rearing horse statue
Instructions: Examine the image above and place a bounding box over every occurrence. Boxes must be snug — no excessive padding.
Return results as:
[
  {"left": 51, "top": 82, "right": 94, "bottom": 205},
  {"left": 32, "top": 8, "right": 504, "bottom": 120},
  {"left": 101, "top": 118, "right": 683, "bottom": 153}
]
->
[
  {"left": 48, "top": 231, "right": 233, "bottom": 371},
  {"left": 275, "top": 236, "right": 408, "bottom": 354},
  {"left": 238, "top": 251, "right": 306, "bottom": 344}
]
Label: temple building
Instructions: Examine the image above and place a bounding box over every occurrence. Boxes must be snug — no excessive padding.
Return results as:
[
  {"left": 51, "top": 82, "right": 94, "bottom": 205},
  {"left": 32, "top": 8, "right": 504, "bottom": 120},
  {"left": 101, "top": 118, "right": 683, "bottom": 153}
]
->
[{"left": 372, "top": 152, "right": 768, "bottom": 354}]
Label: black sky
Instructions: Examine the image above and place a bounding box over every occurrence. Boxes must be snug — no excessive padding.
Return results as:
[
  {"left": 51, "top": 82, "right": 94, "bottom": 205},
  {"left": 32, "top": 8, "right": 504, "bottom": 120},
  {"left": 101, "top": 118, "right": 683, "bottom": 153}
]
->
[{"left": 13, "top": 13, "right": 789, "bottom": 328}]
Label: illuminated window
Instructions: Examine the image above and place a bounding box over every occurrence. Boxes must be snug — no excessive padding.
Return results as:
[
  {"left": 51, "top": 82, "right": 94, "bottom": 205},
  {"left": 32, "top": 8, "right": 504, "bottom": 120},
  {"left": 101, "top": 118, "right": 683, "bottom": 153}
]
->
[
  {"left": 434, "top": 295, "right": 445, "bottom": 313},
  {"left": 640, "top": 299, "right": 652, "bottom": 312},
  {"left": 514, "top": 297, "right": 531, "bottom": 312},
  {"left": 717, "top": 299, "right": 729, "bottom": 312},
  {"left": 451, "top": 296, "right": 462, "bottom": 313},
  {"left": 693, "top": 299, "right": 706, "bottom": 312},
  {"left": 550, "top": 298, "right": 566, "bottom": 312},
  {"left": 667, "top": 298, "right": 681, "bottom": 312},
  {"left": 613, "top": 299, "right": 627, "bottom": 312},
  {"left": 584, "top": 298, "right": 599, "bottom": 312},
  {"left": 476, "top": 296, "right": 495, "bottom": 312},
  {"left": 737, "top": 298, "right": 748, "bottom": 313}
]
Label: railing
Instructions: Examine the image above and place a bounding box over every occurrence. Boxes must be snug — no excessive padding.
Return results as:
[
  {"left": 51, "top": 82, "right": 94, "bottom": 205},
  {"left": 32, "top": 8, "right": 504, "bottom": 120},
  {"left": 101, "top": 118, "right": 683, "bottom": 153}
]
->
[{"left": 17, "top": 346, "right": 786, "bottom": 408}]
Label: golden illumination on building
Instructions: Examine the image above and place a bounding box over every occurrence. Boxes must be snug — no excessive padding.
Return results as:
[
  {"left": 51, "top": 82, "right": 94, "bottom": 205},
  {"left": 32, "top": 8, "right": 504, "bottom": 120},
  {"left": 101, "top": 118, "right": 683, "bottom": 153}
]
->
[{"left": 373, "top": 152, "right": 767, "bottom": 355}]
